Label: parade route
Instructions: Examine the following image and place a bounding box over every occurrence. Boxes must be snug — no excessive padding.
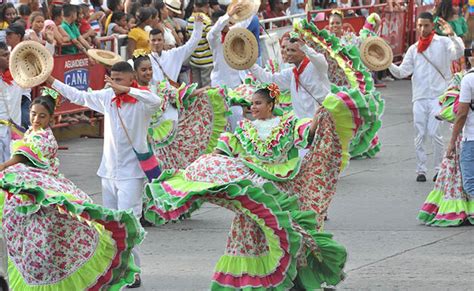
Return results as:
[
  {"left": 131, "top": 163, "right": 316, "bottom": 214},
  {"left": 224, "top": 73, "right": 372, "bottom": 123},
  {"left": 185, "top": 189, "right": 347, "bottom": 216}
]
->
[{"left": 52, "top": 79, "right": 474, "bottom": 290}]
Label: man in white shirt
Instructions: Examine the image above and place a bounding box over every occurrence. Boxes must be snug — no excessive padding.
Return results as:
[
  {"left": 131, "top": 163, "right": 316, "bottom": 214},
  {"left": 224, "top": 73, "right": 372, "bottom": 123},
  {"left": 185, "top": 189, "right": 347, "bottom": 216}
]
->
[
  {"left": 389, "top": 12, "right": 464, "bottom": 182},
  {"left": 249, "top": 36, "right": 330, "bottom": 120},
  {"left": 0, "top": 42, "right": 24, "bottom": 163},
  {"left": 46, "top": 62, "right": 161, "bottom": 288},
  {"left": 207, "top": 4, "right": 245, "bottom": 89},
  {"left": 148, "top": 15, "right": 204, "bottom": 85},
  {"left": 446, "top": 68, "right": 474, "bottom": 197}
]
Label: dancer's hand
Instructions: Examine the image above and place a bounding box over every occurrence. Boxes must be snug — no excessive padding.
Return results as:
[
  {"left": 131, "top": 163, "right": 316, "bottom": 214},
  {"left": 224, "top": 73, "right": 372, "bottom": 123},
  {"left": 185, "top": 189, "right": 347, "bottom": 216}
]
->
[
  {"left": 105, "top": 75, "right": 131, "bottom": 95},
  {"left": 437, "top": 18, "right": 455, "bottom": 36},
  {"left": 446, "top": 142, "right": 456, "bottom": 159},
  {"left": 228, "top": 3, "right": 244, "bottom": 17},
  {"left": 190, "top": 86, "right": 210, "bottom": 98}
]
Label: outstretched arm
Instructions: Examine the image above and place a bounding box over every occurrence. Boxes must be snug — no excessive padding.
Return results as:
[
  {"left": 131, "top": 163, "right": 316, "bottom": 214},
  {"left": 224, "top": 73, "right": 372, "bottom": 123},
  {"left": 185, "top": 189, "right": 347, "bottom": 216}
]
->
[
  {"left": 389, "top": 45, "right": 415, "bottom": 79},
  {"left": 0, "top": 155, "right": 27, "bottom": 171}
]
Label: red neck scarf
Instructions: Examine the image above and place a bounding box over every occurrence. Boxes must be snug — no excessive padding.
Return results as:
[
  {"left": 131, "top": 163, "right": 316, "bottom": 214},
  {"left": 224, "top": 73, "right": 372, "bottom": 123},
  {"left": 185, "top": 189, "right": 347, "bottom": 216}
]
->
[
  {"left": 1, "top": 70, "right": 13, "bottom": 85},
  {"left": 221, "top": 31, "right": 227, "bottom": 43},
  {"left": 417, "top": 31, "right": 435, "bottom": 53},
  {"left": 112, "top": 80, "right": 140, "bottom": 108},
  {"left": 293, "top": 57, "right": 310, "bottom": 92}
]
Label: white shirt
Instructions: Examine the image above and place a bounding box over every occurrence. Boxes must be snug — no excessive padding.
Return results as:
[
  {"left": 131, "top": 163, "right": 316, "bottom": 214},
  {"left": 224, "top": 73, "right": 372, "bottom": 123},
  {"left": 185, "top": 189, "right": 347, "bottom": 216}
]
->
[
  {"left": 150, "top": 21, "right": 203, "bottom": 84},
  {"left": 389, "top": 34, "right": 464, "bottom": 102},
  {"left": 52, "top": 80, "right": 162, "bottom": 180},
  {"left": 249, "top": 45, "right": 330, "bottom": 119},
  {"left": 207, "top": 14, "right": 248, "bottom": 89},
  {"left": 0, "top": 80, "right": 23, "bottom": 137},
  {"left": 459, "top": 71, "right": 474, "bottom": 140}
]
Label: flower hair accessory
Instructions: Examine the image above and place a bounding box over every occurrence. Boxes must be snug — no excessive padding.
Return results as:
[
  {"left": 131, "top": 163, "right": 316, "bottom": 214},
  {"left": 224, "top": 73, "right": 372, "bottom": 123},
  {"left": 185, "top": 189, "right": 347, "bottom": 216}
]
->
[
  {"left": 330, "top": 9, "right": 344, "bottom": 19},
  {"left": 41, "top": 87, "right": 60, "bottom": 106},
  {"left": 258, "top": 83, "right": 280, "bottom": 103},
  {"left": 132, "top": 49, "right": 150, "bottom": 59}
]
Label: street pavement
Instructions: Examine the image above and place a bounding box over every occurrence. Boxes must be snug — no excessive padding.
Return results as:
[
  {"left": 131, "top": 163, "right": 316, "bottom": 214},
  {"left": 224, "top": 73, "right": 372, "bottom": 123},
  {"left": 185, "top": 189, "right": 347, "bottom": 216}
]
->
[{"left": 4, "top": 79, "right": 474, "bottom": 290}]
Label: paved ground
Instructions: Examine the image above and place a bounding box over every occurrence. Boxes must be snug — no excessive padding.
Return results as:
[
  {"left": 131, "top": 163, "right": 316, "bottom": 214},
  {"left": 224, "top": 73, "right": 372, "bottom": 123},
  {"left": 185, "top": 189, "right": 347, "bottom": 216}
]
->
[{"left": 3, "top": 80, "right": 474, "bottom": 289}]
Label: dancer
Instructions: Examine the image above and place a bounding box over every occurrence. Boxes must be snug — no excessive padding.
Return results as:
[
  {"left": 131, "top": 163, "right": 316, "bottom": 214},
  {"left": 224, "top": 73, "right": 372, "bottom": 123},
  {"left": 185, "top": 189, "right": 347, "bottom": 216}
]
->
[
  {"left": 46, "top": 61, "right": 162, "bottom": 287},
  {"left": 0, "top": 91, "right": 144, "bottom": 290},
  {"left": 418, "top": 72, "right": 474, "bottom": 226},
  {"left": 143, "top": 83, "right": 349, "bottom": 289},
  {"left": 389, "top": 12, "right": 464, "bottom": 182},
  {"left": 149, "top": 14, "right": 204, "bottom": 85},
  {"left": 248, "top": 33, "right": 330, "bottom": 119}
]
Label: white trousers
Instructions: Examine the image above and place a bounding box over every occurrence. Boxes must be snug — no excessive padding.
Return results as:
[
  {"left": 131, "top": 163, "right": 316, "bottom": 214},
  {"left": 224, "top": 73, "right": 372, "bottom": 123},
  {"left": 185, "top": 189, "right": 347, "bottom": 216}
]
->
[
  {"left": 413, "top": 99, "right": 443, "bottom": 174},
  {"left": 101, "top": 177, "right": 145, "bottom": 267},
  {"left": 0, "top": 129, "right": 11, "bottom": 163}
]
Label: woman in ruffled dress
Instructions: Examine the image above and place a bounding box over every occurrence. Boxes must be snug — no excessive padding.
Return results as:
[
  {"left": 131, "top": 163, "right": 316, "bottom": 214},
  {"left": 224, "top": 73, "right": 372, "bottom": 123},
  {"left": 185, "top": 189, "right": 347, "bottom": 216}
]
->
[
  {"left": 0, "top": 90, "right": 144, "bottom": 290},
  {"left": 418, "top": 72, "right": 474, "bottom": 226},
  {"left": 143, "top": 83, "right": 352, "bottom": 289}
]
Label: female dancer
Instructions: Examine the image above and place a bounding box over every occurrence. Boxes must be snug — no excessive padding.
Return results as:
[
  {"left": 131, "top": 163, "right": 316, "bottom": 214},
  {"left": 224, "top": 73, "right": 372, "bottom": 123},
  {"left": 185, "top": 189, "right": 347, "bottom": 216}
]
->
[
  {"left": 143, "top": 84, "right": 352, "bottom": 289},
  {"left": 0, "top": 90, "right": 144, "bottom": 289},
  {"left": 418, "top": 72, "right": 474, "bottom": 226}
]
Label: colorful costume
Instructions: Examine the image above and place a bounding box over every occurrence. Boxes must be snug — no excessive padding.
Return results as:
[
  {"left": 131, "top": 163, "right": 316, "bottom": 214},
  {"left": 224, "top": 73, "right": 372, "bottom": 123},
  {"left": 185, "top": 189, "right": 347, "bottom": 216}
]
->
[
  {"left": 418, "top": 73, "right": 474, "bottom": 226},
  {"left": 143, "top": 86, "right": 361, "bottom": 288},
  {"left": 0, "top": 127, "right": 144, "bottom": 290},
  {"left": 297, "top": 16, "right": 385, "bottom": 158},
  {"left": 149, "top": 82, "right": 229, "bottom": 171}
]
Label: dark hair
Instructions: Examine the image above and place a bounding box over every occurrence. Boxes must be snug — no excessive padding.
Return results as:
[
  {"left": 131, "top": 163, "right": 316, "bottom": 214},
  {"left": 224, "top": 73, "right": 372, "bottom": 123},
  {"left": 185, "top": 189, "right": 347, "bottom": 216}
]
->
[
  {"left": 0, "top": 3, "right": 16, "bottom": 23},
  {"left": 254, "top": 88, "right": 276, "bottom": 110},
  {"left": 152, "top": 0, "right": 166, "bottom": 20},
  {"left": 111, "top": 11, "right": 126, "bottom": 24},
  {"left": 107, "top": 0, "right": 122, "bottom": 12},
  {"left": 51, "top": 5, "right": 63, "bottom": 20},
  {"left": 12, "top": 17, "right": 26, "bottom": 28},
  {"left": 132, "top": 54, "right": 151, "bottom": 70},
  {"left": 111, "top": 61, "right": 135, "bottom": 73},
  {"left": 149, "top": 7, "right": 158, "bottom": 19},
  {"left": 79, "top": 4, "right": 90, "bottom": 12},
  {"left": 434, "top": 0, "right": 453, "bottom": 21},
  {"left": 211, "top": 10, "right": 225, "bottom": 22},
  {"left": 418, "top": 11, "right": 434, "bottom": 22},
  {"left": 18, "top": 4, "right": 31, "bottom": 17},
  {"left": 63, "top": 4, "right": 78, "bottom": 18},
  {"left": 329, "top": 11, "right": 343, "bottom": 22},
  {"left": 29, "top": 11, "right": 44, "bottom": 25},
  {"left": 136, "top": 7, "right": 153, "bottom": 26},
  {"left": 149, "top": 27, "right": 163, "bottom": 36},
  {"left": 140, "top": 0, "right": 153, "bottom": 6},
  {"left": 0, "top": 41, "right": 8, "bottom": 51},
  {"left": 129, "top": 2, "right": 141, "bottom": 19},
  {"left": 31, "top": 95, "right": 56, "bottom": 115}
]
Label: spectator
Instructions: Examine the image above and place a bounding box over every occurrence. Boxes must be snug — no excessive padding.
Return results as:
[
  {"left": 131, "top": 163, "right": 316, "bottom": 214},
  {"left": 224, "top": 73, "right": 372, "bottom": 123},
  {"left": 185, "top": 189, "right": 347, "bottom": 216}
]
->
[
  {"left": 25, "top": 12, "right": 50, "bottom": 44},
  {"left": 263, "top": 0, "right": 287, "bottom": 28},
  {"left": 51, "top": 5, "right": 70, "bottom": 46},
  {"left": 78, "top": 4, "right": 98, "bottom": 46},
  {"left": 434, "top": 0, "right": 468, "bottom": 38},
  {"left": 6, "top": 22, "right": 25, "bottom": 49},
  {"left": 289, "top": 0, "right": 305, "bottom": 14},
  {"left": 0, "top": 3, "right": 17, "bottom": 29},
  {"left": 60, "top": 4, "right": 93, "bottom": 55},
  {"left": 18, "top": 4, "right": 31, "bottom": 26},
  {"left": 165, "top": 0, "right": 187, "bottom": 36},
  {"left": 187, "top": 0, "right": 213, "bottom": 87},
  {"left": 104, "top": 0, "right": 124, "bottom": 33},
  {"left": 127, "top": 7, "right": 153, "bottom": 58},
  {"left": 154, "top": 0, "right": 182, "bottom": 48},
  {"left": 107, "top": 11, "right": 129, "bottom": 35}
]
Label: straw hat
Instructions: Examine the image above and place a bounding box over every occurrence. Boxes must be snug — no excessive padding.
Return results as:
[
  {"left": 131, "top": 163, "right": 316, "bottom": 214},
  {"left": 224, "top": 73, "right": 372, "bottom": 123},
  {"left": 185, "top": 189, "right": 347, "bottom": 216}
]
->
[
  {"left": 88, "top": 49, "right": 122, "bottom": 67},
  {"left": 227, "top": 0, "right": 260, "bottom": 22},
  {"left": 359, "top": 36, "right": 393, "bottom": 72},
  {"left": 224, "top": 27, "right": 258, "bottom": 70},
  {"left": 164, "top": 0, "right": 182, "bottom": 15},
  {"left": 9, "top": 41, "right": 54, "bottom": 89}
]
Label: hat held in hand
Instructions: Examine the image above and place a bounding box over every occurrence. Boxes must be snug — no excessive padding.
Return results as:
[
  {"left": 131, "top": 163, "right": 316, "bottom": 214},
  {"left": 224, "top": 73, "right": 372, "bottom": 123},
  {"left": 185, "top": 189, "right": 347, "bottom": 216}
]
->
[
  {"left": 223, "top": 27, "right": 258, "bottom": 70},
  {"left": 9, "top": 40, "right": 53, "bottom": 88},
  {"left": 359, "top": 36, "right": 393, "bottom": 71},
  {"left": 88, "top": 49, "right": 122, "bottom": 67},
  {"left": 227, "top": 0, "right": 260, "bottom": 22}
]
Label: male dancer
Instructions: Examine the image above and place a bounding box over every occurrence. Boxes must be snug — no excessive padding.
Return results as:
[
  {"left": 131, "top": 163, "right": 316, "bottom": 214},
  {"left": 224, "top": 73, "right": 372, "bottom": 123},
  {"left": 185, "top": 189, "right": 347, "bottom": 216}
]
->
[
  {"left": 47, "top": 62, "right": 161, "bottom": 288},
  {"left": 248, "top": 36, "right": 330, "bottom": 119},
  {"left": 149, "top": 15, "right": 204, "bottom": 85},
  {"left": 389, "top": 12, "right": 464, "bottom": 182}
]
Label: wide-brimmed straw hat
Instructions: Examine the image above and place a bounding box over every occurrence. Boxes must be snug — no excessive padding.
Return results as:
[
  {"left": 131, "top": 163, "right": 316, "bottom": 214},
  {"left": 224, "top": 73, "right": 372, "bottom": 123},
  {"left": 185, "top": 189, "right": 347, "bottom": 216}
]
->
[
  {"left": 164, "top": 0, "right": 182, "bottom": 15},
  {"left": 88, "top": 49, "right": 122, "bottom": 67},
  {"left": 359, "top": 36, "right": 393, "bottom": 72},
  {"left": 223, "top": 27, "right": 258, "bottom": 70},
  {"left": 9, "top": 40, "right": 54, "bottom": 88},
  {"left": 227, "top": 0, "right": 260, "bottom": 22}
]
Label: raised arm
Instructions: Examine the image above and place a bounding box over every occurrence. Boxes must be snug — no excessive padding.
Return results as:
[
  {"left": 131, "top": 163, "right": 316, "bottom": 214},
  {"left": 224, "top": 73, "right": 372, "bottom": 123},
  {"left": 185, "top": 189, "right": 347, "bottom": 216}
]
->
[
  {"left": 173, "top": 16, "right": 204, "bottom": 61},
  {"left": 248, "top": 64, "right": 292, "bottom": 90},
  {"left": 299, "top": 43, "right": 328, "bottom": 74},
  {"left": 207, "top": 14, "right": 229, "bottom": 48},
  {"left": 48, "top": 76, "right": 108, "bottom": 113},
  {"left": 437, "top": 17, "right": 465, "bottom": 60}
]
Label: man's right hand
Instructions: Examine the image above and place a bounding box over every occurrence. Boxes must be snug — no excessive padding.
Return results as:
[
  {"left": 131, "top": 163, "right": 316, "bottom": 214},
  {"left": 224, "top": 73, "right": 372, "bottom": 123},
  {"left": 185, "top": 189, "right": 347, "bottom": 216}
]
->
[{"left": 228, "top": 3, "right": 244, "bottom": 17}]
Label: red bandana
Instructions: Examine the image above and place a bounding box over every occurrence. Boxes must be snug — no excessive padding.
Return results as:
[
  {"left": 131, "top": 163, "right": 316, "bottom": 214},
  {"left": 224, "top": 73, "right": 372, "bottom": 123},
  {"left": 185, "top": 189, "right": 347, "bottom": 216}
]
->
[
  {"left": 112, "top": 80, "right": 140, "bottom": 108},
  {"left": 293, "top": 57, "right": 310, "bottom": 92},
  {"left": 417, "top": 31, "right": 435, "bottom": 53},
  {"left": 221, "top": 31, "right": 227, "bottom": 43},
  {"left": 1, "top": 70, "right": 13, "bottom": 85}
]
